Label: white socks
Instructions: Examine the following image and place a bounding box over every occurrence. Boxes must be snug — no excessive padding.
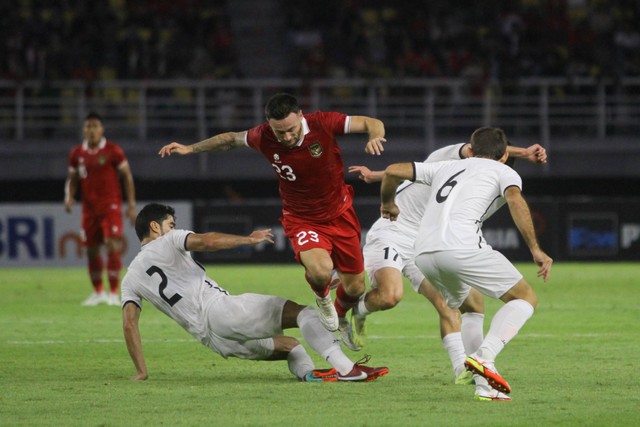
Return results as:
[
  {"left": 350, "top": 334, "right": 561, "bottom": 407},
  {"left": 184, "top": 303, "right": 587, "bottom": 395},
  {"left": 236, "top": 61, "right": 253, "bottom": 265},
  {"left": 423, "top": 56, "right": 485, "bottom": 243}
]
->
[
  {"left": 355, "top": 294, "right": 370, "bottom": 317},
  {"left": 475, "top": 299, "right": 534, "bottom": 363},
  {"left": 442, "top": 332, "right": 467, "bottom": 376},
  {"left": 461, "top": 312, "right": 485, "bottom": 355},
  {"left": 287, "top": 344, "right": 315, "bottom": 379},
  {"left": 297, "top": 306, "right": 354, "bottom": 375}
]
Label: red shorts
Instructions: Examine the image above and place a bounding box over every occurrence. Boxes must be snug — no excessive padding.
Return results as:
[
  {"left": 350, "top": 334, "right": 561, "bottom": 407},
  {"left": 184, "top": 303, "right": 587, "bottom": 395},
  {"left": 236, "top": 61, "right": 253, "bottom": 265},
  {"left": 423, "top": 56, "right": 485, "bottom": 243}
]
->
[
  {"left": 81, "top": 204, "right": 123, "bottom": 247},
  {"left": 280, "top": 204, "right": 364, "bottom": 275}
]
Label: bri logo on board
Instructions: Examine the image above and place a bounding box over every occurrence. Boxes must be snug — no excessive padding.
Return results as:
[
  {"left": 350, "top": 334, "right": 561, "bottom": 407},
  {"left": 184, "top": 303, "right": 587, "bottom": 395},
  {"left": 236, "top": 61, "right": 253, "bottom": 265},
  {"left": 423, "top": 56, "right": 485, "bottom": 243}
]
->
[{"left": 0, "top": 215, "right": 99, "bottom": 262}]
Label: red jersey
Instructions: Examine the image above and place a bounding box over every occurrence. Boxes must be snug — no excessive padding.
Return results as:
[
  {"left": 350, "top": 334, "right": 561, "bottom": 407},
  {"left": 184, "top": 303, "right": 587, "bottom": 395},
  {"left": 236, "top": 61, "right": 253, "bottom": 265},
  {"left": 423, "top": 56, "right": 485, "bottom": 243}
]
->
[
  {"left": 68, "top": 138, "right": 127, "bottom": 215},
  {"left": 246, "top": 111, "right": 352, "bottom": 222}
]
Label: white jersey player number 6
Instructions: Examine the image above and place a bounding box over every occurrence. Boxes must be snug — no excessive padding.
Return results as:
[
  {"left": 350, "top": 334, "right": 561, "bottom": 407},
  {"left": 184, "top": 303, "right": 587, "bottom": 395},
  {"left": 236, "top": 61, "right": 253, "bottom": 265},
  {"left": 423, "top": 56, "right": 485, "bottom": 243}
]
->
[{"left": 436, "top": 169, "right": 465, "bottom": 203}]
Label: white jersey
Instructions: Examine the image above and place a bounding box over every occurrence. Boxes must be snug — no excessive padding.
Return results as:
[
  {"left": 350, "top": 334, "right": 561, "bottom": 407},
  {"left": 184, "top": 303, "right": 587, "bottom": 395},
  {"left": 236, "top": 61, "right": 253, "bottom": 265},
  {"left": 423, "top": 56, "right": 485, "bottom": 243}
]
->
[
  {"left": 366, "top": 143, "right": 466, "bottom": 252},
  {"left": 413, "top": 157, "right": 522, "bottom": 253},
  {"left": 121, "top": 229, "right": 229, "bottom": 345},
  {"left": 363, "top": 143, "right": 465, "bottom": 290}
]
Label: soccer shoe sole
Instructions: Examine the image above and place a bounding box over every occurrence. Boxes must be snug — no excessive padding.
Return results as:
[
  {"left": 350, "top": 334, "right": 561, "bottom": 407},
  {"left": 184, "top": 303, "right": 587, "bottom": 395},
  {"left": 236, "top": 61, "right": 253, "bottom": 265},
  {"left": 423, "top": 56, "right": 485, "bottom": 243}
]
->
[
  {"left": 464, "top": 356, "right": 511, "bottom": 394},
  {"left": 361, "top": 366, "right": 389, "bottom": 382},
  {"left": 304, "top": 368, "right": 338, "bottom": 382},
  {"left": 338, "top": 319, "right": 362, "bottom": 351},
  {"left": 474, "top": 393, "right": 512, "bottom": 402}
]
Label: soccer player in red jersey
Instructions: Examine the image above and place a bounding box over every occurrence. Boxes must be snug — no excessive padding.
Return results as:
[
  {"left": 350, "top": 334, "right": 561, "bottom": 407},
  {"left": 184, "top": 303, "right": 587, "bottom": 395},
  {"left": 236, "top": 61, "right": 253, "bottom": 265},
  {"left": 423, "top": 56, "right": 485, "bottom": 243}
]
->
[
  {"left": 64, "top": 112, "right": 137, "bottom": 306},
  {"left": 159, "top": 93, "right": 386, "bottom": 350}
]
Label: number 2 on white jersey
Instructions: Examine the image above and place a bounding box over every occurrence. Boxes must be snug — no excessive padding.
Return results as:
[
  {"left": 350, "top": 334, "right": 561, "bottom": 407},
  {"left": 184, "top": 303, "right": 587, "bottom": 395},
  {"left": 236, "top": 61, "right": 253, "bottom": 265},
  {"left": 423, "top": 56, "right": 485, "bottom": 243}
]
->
[
  {"left": 296, "top": 230, "right": 320, "bottom": 246},
  {"left": 146, "top": 265, "right": 183, "bottom": 307}
]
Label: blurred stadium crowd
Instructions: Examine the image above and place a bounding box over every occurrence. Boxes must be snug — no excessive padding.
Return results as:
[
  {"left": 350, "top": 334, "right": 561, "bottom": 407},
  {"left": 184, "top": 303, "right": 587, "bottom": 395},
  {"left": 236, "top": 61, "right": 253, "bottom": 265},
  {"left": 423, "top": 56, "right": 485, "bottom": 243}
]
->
[{"left": 1, "top": 0, "right": 639, "bottom": 82}]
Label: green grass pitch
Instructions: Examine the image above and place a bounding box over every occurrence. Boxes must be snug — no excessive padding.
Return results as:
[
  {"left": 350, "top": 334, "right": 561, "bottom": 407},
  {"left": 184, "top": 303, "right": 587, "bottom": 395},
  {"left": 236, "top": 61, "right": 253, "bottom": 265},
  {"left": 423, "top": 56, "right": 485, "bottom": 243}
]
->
[{"left": 1, "top": 262, "right": 638, "bottom": 426}]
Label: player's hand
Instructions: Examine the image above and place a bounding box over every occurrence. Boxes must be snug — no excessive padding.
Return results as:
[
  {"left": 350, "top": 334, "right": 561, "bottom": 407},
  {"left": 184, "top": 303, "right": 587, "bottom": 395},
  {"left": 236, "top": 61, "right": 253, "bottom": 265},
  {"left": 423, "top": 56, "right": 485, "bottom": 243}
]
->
[
  {"left": 524, "top": 144, "right": 547, "bottom": 164},
  {"left": 365, "top": 137, "right": 387, "bottom": 156},
  {"left": 158, "top": 142, "right": 192, "bottom": 157},
  {"left": 380, "top": 203, "right": 400, "bottom": 221},
  {"left": 64, "top": 198, "right": 74, "bottom": 213},
  {"left": 249, "top": 229, "right": 274, "bottom": 245},
  {"left": 126, "top": 205, "right": 137, "bottom": 226},
  {"left": 531, "top": 248, "right": 553, "bottom": 282},
  {"left": 348, "top": 165, "right": 379, "bottom": 184}
]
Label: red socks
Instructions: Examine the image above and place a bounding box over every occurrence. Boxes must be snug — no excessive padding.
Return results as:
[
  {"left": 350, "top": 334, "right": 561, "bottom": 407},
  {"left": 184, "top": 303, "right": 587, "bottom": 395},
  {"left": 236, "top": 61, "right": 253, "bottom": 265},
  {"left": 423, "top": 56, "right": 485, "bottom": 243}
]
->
[
  {"left": 88, "top": 255, "right": 104, "bottom": 293},
  {"left": 107, "top": 252, "right": 122, "bottom": 294},
  {"left": 335, "top": 285, "right": 360, "bottom": 318},
  {"left": 305, "top": 271, "right": 331, "bottom": 298}
]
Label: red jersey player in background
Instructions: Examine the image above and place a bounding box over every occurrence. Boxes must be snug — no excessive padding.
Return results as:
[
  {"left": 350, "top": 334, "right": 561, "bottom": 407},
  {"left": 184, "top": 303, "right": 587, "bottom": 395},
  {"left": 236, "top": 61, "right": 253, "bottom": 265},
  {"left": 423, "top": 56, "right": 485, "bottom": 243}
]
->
[
  {"left": 159, "top": 93, "right": 386, "bottom": 351},
  {"left": 65, "top": 112, "right": 137, "bottom": 306}
]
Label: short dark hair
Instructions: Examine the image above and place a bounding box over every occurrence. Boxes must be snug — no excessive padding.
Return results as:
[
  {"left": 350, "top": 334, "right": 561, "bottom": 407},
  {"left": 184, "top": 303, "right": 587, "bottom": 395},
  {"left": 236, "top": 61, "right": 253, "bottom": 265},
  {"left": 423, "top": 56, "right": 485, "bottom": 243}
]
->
[
  {"left": 470, "top": 127, "right": 508, "bottom": 160},
  {"left": 135, "top": 203, "right": 176, "bottom": 241},
  {"left": 264, "top": 93, "right": 300, "bottom": 120},
  {"left": 85, "top": 112, "right": 103, "bottom": 122}
]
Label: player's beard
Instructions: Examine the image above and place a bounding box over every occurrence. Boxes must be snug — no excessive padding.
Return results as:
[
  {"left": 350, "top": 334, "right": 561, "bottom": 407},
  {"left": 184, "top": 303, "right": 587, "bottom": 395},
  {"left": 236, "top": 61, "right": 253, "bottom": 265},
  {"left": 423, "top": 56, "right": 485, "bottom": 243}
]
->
[{"left": 278, "top": 135, "right": 300, "bottom": 148}]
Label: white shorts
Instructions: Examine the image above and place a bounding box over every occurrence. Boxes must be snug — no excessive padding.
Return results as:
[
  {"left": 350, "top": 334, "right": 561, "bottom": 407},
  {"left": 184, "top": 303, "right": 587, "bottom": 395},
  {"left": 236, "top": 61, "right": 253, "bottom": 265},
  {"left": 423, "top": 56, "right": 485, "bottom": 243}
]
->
[
  {"left": 204, "top": 293, "right": 286, "bottom": 360},
  {"left": 363, "top": 223, "right": 425, "bottom": 292},
  {"left": 415, "top": 248, "right": 523, "bottom": 309}
]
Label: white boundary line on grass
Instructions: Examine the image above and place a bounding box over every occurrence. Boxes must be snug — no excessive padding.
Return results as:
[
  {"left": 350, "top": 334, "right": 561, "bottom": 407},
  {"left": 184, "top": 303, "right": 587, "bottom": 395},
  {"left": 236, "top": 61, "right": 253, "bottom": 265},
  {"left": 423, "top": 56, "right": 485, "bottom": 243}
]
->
[{"left": 5, "top": 332, "right": 618, "bottom": 345}]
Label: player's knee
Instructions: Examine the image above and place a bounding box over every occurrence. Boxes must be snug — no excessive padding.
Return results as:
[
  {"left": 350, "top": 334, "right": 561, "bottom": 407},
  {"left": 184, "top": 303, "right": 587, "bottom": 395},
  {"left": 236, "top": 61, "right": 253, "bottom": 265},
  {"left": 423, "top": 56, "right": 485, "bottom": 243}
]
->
[
  {"left": 378, "top": 287, "right": 403, "bottom": 310},
  {"left": 525, "top": 290, "right": 538, "bottom": 309},
  {"left": 86, "top": 246, "right": 101, "bottom": 257},
  {"left": 342, "top": 275, "right": 365, "bottom": 296},
  {"left": 305, "top": 267, "right": 332, "bottom": 287},
  {"left": 502, "top": 280, "right": 538, "bottom": 308},
  {"left": 282, "top": 300, "right": 305, "bottom": 328},
  {"left": 105, "top": 238, "right": 121, "bottom": 253}
]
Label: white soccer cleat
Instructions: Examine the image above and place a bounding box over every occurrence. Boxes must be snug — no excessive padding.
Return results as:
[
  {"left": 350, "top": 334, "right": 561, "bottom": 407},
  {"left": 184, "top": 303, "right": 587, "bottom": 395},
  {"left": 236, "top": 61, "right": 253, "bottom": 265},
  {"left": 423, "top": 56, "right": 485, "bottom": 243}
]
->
[
  {"left": 107, "top": 292, "right": 121, "bottom": 306},
  {"left": 473, "top": 375, "right": 511, "bottom": 401},
  {"left": 81, "top": 291, "right": 108, "bottom": 306},
  {"left": 474, "top": 389, "right": 512, "bottom": 401},
  {"left": 315, "top": 294, "right": 339, "bottom": 332},
  {"left": 338, "top": 316, "right": 362, "bottom": 351}
]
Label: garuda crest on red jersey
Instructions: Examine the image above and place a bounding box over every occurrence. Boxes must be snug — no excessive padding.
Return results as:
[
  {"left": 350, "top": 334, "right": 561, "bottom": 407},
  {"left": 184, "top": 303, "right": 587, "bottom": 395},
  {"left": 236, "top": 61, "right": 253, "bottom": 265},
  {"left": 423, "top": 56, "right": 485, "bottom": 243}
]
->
[{"left": 308, "top": 142, "right": 323, "bottom": 158}]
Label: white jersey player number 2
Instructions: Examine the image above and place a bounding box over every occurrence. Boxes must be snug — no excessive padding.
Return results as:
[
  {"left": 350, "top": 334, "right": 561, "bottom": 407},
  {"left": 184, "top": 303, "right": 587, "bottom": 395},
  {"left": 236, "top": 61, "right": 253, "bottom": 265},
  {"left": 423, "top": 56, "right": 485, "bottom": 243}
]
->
[{"left": 146, "top": 265, "right": 183, "bottom": 307}]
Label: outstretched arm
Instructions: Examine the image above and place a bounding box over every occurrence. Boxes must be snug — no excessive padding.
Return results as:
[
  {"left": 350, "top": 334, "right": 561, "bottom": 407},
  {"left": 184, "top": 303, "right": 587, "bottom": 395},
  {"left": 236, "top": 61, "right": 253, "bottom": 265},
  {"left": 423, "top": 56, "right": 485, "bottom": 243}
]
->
[
  {"left": 506, "top": 144, "right": 547, "bottom": 164},
  {"left": 186, "top": 229, "right": 274, "bottom": 252},
  {"left": 158, "top": 131, "right": 247, "bottom": 157},
  {"left": 457, "top": 142, "right": 547, "bottom": 164},
  {"left": 123, "top": 302, "right": 148, "bottom": 381},
  {"left": 348, "top": 165, "right": 384, "bottom": 183},
  {"left": 380, "top": 162, "right": 415, "bottom": 221},
  {"left": 504, "top": 186, "right": 553, "bottom": 281},
  {"left": 348, "top": 116, "right": 387, "bottom": 155}
]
